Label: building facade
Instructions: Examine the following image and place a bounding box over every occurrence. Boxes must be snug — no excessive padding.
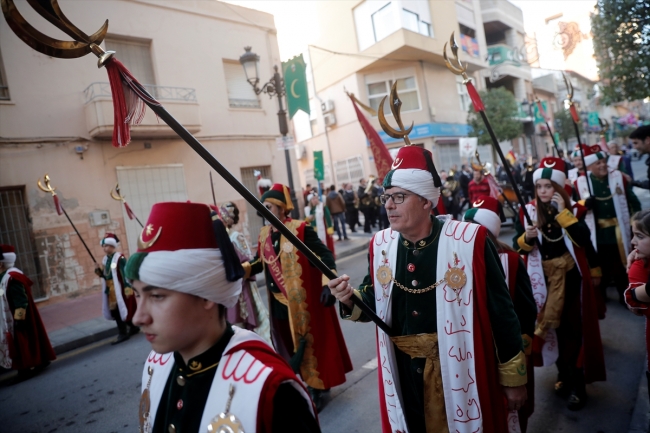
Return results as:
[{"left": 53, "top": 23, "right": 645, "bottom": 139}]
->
[{"left": 0, "top": 0, "right": 296, "bottom": 300}]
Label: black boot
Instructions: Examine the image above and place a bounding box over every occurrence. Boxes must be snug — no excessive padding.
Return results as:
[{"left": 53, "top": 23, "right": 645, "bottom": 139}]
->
[
  {"left": 111, "top": 310, "right": 130, "bottom": 345},
  {"left": 554, "top": 371, "right": 572, "bottom": 398},
  {"left": 646, "top": 371, "right": 650, "bottom": 403},
  {"left": 128, "top": 322, "right": 141, "bottom": 336},
  {"left": 308, "top": 386, "right": 323, "bottom": 412},
  {"left": 567, "top": 369, "right": 588, "bottom": 411}
]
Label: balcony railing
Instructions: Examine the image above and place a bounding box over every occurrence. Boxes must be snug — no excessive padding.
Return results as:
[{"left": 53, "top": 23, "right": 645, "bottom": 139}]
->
[
  {"left": 83, "top": 82, "right": 197, "bottom": 104},
  {"left": 487, "top": 44, "right": 524, "bottom": 67}
]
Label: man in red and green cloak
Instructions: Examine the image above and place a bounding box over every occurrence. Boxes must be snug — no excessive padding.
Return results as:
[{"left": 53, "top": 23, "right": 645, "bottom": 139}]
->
[
  {"left": 329, "top": 146, "right": 527, "bottom": 433},
  {"left": 244, "top": 183, "right": 352, "bottom": 411}
]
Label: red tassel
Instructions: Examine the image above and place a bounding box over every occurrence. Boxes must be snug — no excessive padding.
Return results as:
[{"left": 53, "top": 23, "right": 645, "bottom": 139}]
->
[
  {"left": 466, "top": 81, "right": 485, "bottom": 112},
  {"left": 124, "top": 201, "right": 136, "bottom": 220},
  {"left": 104, "top": 58, "right": 154, "bottom": 148},
  {"left": 569, "top": 104, "right": 580, "bottom": 124},
  {"left": 52, "top": 195, "right": 63, "bottom": 216}
]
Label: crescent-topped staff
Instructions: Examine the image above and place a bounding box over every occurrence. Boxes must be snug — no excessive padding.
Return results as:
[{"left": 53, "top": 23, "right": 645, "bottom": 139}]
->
[
  {"left": 3, "top": 0, "right": 393, "bottom": 336},
  {"left": 38, "top": 174, "right": 98, "bottom": 265},
  {"left": 562, "top": 72, "right": 592, "bottom": 197},
  {"left": 443, "top": 32, "right": 533, "bottom": 226},
  {"left": 110, "top": 183, "right": 144, "bottom": 228},
  {"left": 533, "top": 95, "right": 561, "bottom": 156}
]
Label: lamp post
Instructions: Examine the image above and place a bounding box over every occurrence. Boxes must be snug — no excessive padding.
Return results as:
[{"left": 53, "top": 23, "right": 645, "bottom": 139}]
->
[
  {"left": 240, "top": 46, "right": 298, "bottom": 217},
  {"left": 521, "top": 99, "right": 537, "bottom": 159}
]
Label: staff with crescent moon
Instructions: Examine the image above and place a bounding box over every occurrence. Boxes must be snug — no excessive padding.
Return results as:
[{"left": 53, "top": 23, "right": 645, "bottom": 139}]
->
[
  {"left": 562, "top": 72, "right": 592, "bottom": 197},
  {"left": 37, "top": 174, "right": 99, "bottom": 265},
  {"left": 443, "top": 32, "right": 533, "bottom": 226},
  {"left": 2, "top": 0, "right": 393, "bottom": 336},
  {"left": 110, "top": 183, "right": 144, "bottom": 228}
]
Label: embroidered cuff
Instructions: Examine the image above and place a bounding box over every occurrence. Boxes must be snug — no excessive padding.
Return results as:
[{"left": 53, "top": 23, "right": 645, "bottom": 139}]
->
[
  {"left": 498, "top": 351, "right": 528, "bottom": 387},
  {"left": 590, "top": 267, "right": 602, "bottom": 278},
  {"left": 321, "top": 269, "right": 337, "bottom": 287},
  {"left": 517, "top": 234, "right": 533, "bottom": 252},
  {"left": 242, "top": 261, "right": 252, "bottom": 280},
  {"left": 340, "top": 290, "right": 364, "bottom": 321},
  {"left": 555, "top": 208, "right": 578, "bottom": 228},
  {"left": 13, "top": 308, "right": 26, "bottom": 321},
  {"left": 522, "top": 334, "right": 532, "bottom": 356}
]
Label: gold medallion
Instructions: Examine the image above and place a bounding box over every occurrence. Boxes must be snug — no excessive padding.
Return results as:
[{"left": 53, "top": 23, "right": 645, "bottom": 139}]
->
[
  {"left": 207, "top": 384, "right": 244, "bottom": 433},
  {"left": 615, "top": 185, "right": 623, "bottom": 195},
  {"left": 376, "top": 265, "right": 393, "bottom": 286},
  {"left": 444, "top": 267, "right": 467, "bottom": 290},
  {"left": 139, "top": 366, "right": 153, "bottom": 433}
]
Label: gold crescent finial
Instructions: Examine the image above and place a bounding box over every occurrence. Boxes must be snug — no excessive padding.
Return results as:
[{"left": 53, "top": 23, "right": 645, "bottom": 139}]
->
[
  {"left": 443, "top": 32, "right": 470, "bottom": 81},
  {"left": 378, "top": 81, "right": 414, "bottom": 146},
  {"left": 37, "top": 173, "right": 57, "bottom": 195},
  {"left": 561, "top": 71, "right": 574, "bottom": 101},
  {"left": 110, "top": 183, "right": 125, "bottom": 202},
  {"left": 2, "top": 0, "right": 110, "bottom": 60}
]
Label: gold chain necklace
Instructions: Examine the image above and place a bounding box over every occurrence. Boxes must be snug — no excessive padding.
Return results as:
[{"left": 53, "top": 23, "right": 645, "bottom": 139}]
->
[
  {"left": 541, "top": 230, "right": 565, "bottom": 243},
  {"left": 595, "top": 194, "right": 613, "bottom": 201},
  {"left": 392, "top": 277, "right": 446, "bottom": 294}
]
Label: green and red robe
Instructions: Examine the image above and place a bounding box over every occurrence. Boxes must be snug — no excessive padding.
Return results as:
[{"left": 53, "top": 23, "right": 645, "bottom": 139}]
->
[{"left": 248, "top": 218, "right": 352, "bottom": 390}]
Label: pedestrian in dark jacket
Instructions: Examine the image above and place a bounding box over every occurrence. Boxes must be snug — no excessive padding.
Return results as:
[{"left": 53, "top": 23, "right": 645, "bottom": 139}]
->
[
  {"left": 325, "top": 185, "right": 348, "bottom": 241},
  {"left": 343, "top": 183, "right": 359, "bottom": 232}
]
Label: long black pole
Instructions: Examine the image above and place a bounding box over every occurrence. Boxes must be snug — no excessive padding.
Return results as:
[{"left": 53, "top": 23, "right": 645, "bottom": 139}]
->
[
  {"left": 60, "top": 205, "right": 97, "bottom": 264},
  {"left": 478, "top": 110, "right": 533, "bottom": 226},
  {"left": 545, "top": 120, "right": 561, "bottom": 156},
  {"left": 128, "top": 80, "right": 394, "bottom": 337},
  {"left": 571, "top": 117, "right": 593, "bottom": 197}
]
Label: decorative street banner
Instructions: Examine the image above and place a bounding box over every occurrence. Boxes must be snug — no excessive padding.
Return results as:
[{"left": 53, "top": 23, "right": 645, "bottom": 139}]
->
[
  {"left": 282, "top": 54, "right": 310, "bottom": 119},
  {"left": 533, "top": 100, "right": 548, "bottom": 125},
  {"left": 459, "top": 137, "right": 478, "bottom": 157},
  {"left": 313, "top": 150, "right": 324, "bottom": 181},
  {"left": 588, "top": 111, "right": 600, "bottom": 128}
]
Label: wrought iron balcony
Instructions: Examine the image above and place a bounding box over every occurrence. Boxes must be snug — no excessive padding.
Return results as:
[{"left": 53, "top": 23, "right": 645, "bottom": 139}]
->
[
  {"left": 83, "top": 82, "right": 201, "bottom": 139},
  {"left": 83, "top": 82, "right": 197, "bottom": 104}
]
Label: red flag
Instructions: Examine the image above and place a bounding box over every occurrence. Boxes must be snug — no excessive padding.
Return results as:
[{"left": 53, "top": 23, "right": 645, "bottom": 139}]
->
[
  {"left": 52, "top": 194, "right": 63, "bottom": 216},
  {"left": 123, "top": 201, "right": 136, "bottom": 220},
  {"left": 348, "top": 94, "right": 393, "bottom": 181}
]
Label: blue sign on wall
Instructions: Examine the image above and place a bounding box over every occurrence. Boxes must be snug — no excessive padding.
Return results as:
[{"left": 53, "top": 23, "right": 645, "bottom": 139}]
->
[{"left": 376, "top": 122, "right": 471, "bottom": 144}]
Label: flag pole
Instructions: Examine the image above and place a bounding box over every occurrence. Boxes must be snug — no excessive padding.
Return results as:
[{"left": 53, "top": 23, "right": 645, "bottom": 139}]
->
[
  {"left": 534, "top": 96, "right": 561, "bottom": 156},
  {"left": 3, "top": 1, "right": 394, "bottom": 337},
  {"left": 562, "top": 72, "right": 592, "bottom": 197},
  {"left": 443, "top": 33, "right": 533, "bottom": 226},
  {"left": 38, "top": 174, "right": 98, "bottom": 265}
]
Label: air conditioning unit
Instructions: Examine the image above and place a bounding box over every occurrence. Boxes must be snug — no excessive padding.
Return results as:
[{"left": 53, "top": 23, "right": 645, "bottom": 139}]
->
[
  {"left": 321, "top": 100, "right": 335, "bottom": 113},
  {"left": 295, "top": 144, "right": 308, "bottom": 160},
  {"left": 323, "top": 113, "right": 337, "bottom": 127}
]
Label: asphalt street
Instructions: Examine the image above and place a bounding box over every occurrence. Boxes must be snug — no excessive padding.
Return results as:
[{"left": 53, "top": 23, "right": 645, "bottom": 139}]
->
[{"left": 1, "top": 242, "right": 646, "bottom": 433}]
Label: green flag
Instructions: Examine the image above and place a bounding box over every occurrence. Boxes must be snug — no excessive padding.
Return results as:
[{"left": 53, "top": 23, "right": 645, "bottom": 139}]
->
[
  {"left": 533, "top": 100, "right": 548, "bottom": 125},
  {"left": 282, "top": 54, "right": 310, "bottom": 119},
  {"left": 313, "top": 150, "right": 324, "bottom": 181},
  {"left": 588, "top": 112, "right": 599, "bottom": 128}
]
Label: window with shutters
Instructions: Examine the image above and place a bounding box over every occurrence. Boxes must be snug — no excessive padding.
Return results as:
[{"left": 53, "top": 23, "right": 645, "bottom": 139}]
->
[
  {"left": 223, "top": 61, "right": 261, "bottom": 109},
  {"left": 334, "top": 156, "right": 365, "bottom": 189},
  {"left": 104, "top": 37, "right": 155, "bottom": 86},
  {"left": 367, "top": 76, "right": 420, "bottom": 116},
  {"left": 0, "top": 48, "right": 9, "bottom": 100}
]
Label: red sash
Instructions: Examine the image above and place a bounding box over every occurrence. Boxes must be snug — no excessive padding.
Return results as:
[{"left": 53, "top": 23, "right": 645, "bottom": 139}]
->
[{"left": 263, "top": 232, "right": 289, "bottom": 298}]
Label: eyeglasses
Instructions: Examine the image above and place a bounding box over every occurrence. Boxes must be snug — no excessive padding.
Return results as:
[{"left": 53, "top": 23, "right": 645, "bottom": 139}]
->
[{"left": 379, "top": 193, "right": 411, "bottom": 205}]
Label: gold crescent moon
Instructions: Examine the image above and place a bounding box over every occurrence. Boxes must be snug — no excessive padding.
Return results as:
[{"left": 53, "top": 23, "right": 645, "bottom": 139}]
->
[
  {"left": 138, "top": 225, "right": 162, "bottom": 251},
  {"left": 543, "top": 160, "right": 556, "bottom": 168},
  {"left": 473, "top": 200, "right": 484, "bottom": 207},
  {"left": 290, "top": 79, "right": 300, "bottom": 99}
]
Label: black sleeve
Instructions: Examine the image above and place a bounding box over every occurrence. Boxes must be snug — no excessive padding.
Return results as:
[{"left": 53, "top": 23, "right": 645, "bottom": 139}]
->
[
  {"left": 484, "top": 239, "right": 524, "bottom": 363},
  {"left": 513, "top": 257, "right": 536, "bottom": 339},
  {"left": 249, "top": 254, "right": 264, "bottom": 276},
  {"left": 563, "top": 216, "right": 593, "bottom": 250},
  {"left": 271, "top": 383, "right": 321, "bottom": 433},
  {"left": 303, "top": 224, "right": 336, "bottom": 271}
]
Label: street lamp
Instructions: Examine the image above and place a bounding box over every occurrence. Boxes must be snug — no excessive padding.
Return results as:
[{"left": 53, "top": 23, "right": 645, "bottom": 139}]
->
[
  {"left": 240, "top": 47, "right": 297, "bottom": 216},
  {"left": 521, "top": 99, "right": 537, "bottom": 159}
]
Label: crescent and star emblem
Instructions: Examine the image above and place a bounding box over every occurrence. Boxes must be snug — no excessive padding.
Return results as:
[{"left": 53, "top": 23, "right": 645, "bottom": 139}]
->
[
  {"left": 473, "top": 200, "right": 484, "bottom": 208},
  {"left": 138, "top": 224, "right": 162, "bottom": 251},
  {"left": 543, "top": 160, "right": 556, "bottom": 168},
  {"left": 391, "top": 158, "right": 403, "bottom": 169},
  {"left": 290, "top": 79, "right": 300, "bottom": 98}
]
